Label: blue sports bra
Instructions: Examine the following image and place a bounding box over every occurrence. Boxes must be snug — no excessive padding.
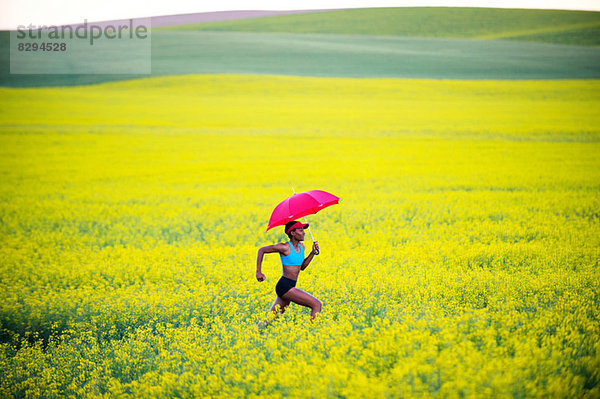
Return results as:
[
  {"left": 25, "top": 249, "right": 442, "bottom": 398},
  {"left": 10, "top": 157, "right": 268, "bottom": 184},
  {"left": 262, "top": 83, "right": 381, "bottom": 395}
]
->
[{"left": 280, "top": 241, "right": 305, "bottom": 266}]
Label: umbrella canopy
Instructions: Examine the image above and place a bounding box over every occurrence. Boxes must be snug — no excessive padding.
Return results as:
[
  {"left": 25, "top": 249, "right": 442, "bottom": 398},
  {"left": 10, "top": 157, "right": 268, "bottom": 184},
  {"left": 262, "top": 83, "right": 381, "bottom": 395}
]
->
[{"left": 267, "top": 190, "right": 340, "bottom": 231}]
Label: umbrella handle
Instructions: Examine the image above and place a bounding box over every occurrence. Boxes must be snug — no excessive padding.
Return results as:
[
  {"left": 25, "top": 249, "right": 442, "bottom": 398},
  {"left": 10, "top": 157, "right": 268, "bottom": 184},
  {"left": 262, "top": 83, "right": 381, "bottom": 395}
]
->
[
  {"left": 292, "top": 187, "right": 319, "bottom": 255},
  {"left": 307, "top": 226, "right": 319, "bottom": 256}
]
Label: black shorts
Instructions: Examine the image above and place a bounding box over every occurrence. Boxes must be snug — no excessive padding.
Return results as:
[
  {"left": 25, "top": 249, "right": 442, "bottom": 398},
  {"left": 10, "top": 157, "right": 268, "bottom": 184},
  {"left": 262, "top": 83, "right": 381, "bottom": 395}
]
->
[{"left": 276, "top": 276, "right": 297, "bottom": 298}]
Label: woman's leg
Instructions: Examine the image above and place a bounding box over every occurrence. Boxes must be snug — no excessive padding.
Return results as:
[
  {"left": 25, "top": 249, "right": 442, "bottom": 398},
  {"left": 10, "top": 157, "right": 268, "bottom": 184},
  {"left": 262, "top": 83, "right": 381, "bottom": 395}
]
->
[
  {"left": 271, "top": 296, "right": 290, "bottom": 314},
  {"left": 259, "top": 296, "right": 290, "bottom": 329},
  {"left": 282, "top": 288, "right": 322, "bottom": 319}
]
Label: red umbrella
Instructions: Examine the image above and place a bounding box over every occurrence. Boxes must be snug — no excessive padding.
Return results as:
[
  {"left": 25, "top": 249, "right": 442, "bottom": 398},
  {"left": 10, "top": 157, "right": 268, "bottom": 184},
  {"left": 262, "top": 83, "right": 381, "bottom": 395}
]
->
[{"left": 267, "top": 189, "right": 340, "bottom": 231}]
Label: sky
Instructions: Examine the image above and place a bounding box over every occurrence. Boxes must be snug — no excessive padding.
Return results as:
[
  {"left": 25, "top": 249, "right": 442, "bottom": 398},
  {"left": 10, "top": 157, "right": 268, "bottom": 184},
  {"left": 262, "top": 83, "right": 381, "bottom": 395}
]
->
[{"left": 2, "top": 0, "right": 599, "bottom": 29}]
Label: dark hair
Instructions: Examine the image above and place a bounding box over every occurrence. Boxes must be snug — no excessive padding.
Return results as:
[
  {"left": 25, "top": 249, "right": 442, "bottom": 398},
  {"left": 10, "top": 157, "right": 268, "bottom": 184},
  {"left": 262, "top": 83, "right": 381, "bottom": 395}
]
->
[{"left": 285, "top": 221, "right": 299, "bottom": 239}]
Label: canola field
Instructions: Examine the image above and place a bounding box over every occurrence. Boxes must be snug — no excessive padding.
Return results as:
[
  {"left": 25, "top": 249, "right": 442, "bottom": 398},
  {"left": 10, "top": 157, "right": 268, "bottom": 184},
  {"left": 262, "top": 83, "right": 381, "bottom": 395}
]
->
[{"left": 1, "top": 75, "right": 599, "bottom": 397}]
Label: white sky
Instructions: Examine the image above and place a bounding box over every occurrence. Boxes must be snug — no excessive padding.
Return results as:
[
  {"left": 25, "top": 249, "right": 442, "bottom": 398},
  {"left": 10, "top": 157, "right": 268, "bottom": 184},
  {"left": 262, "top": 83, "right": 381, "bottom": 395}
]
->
[{"left": 2, "top": 0, "right": 599, "bottom": 29}]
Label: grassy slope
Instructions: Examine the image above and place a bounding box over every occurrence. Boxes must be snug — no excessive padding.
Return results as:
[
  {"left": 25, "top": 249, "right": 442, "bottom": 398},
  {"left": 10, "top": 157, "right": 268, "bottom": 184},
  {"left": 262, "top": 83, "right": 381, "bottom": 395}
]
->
[
  {"left": 147, "top": 32, "right": 600, "bottom": 79},
  {"left": 2, "top": 8, "right": 599, "bottom": 87},
  {"left": 2, "top": 30, "right": 600, "bottom": 88},
  {"left": 165, "top": 7, "right": 600, "bottom": 46}
]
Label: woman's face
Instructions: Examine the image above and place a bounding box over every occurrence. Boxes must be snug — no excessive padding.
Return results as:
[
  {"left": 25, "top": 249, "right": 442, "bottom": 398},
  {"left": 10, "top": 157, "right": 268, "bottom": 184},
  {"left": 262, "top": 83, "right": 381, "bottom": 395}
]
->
[{"left": 291, "top": 228, "right": 305, "bottom": 241}]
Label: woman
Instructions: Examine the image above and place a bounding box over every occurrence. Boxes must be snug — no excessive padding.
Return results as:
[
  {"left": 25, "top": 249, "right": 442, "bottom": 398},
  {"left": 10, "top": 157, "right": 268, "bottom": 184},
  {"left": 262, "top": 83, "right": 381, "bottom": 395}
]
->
[{"left": 256, "top": 220, "right": 321, "bottom": 323}]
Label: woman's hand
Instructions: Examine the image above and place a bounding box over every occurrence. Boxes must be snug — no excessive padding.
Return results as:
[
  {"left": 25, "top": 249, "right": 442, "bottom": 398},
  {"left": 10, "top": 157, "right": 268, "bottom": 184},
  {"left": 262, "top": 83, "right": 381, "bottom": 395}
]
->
[
  {"left": 312, "top": 241, "right": 320, "bottom": 255},
  {"left": 256, "top": 271, "right": 266, "bottom": 282}
]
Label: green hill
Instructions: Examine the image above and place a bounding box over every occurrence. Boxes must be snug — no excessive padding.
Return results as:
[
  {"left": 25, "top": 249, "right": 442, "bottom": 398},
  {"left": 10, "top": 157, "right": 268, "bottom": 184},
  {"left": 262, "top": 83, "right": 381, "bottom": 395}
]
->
[
  {"left": 2, "top": 29, "right": 600, "bottom": 87},
  {"left": 165, "top": 7, "right": 600, "bottom": 46},
  {"left": 2, "top": 7, "right": 600, "bottom": 87}
]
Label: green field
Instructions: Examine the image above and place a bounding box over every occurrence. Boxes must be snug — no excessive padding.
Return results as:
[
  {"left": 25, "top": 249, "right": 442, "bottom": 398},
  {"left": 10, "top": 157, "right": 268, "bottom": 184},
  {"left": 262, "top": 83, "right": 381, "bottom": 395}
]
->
[
  {"left": 167, "top": 7, "right": 600, "bottom": 46},
  {"left": 1, "top": 7, "right": 599, "bottom": 87},
  {"left": 1, "top": 75, "right": 599, "bottom": 397}
]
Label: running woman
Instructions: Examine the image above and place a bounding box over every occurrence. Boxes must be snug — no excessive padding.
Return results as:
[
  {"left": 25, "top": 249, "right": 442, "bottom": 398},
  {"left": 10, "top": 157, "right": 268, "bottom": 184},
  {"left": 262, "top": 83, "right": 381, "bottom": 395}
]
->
[{"left": 256, "top": 220, "right": 321, "bottom": 323}]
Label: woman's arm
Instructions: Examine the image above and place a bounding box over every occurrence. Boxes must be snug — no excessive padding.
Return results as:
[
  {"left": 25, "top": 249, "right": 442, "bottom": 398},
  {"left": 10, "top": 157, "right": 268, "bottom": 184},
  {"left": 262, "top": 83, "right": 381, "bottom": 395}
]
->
[
  {"left": 301, "top": 241, "right": 319, "bottom": 270},
  {"left": 256, "top": 243, "right": 286, "bottom": 281}
]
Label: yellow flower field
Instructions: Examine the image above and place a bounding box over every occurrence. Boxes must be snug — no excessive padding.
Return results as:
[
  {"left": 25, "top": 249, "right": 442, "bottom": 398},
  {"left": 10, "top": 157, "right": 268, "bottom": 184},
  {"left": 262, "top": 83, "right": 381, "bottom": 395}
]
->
[{"left": 0, "top": 75, "right": 599, "bottom": 397}]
